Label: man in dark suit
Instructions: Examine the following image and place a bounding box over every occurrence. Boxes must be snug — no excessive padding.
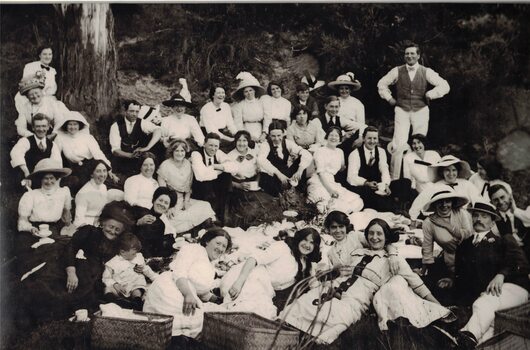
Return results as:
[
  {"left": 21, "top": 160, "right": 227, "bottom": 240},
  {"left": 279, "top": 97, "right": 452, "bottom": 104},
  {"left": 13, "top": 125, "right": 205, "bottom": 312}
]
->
[
  {"left": 454, "top": 201, "right": 529, "bottom": 348},
  {"left": 489, "top": 183, "right": 530, "bottom": 261}
]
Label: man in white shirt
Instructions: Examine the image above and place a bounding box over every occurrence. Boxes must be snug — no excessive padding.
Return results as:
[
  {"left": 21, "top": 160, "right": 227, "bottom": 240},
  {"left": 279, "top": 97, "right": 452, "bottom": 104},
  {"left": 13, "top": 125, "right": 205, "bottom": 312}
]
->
[
  {"left": 190, "top": 133, "right": 238, "bottom": 223},
  {"left": 257, "top": 121, "right": 312, "bottom": 197},
  {"left": 377, "top": 42, "right": 450, "bottom": 179},
  {"left": 346, "top": 126, "right": 396, "bottom": 211},
  {"left": 109, "top": 99, "right": 162, "bottom": 177},
  {"left": 10, "top": 113, "right": 62, "bottom": 190}
]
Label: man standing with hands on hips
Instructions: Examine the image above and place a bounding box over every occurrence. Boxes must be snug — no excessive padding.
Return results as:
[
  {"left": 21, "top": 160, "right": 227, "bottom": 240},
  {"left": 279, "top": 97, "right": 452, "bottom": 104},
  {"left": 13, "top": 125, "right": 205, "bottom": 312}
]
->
[{"left": 377, "top": 42, "right": 450, "bottom": 179}]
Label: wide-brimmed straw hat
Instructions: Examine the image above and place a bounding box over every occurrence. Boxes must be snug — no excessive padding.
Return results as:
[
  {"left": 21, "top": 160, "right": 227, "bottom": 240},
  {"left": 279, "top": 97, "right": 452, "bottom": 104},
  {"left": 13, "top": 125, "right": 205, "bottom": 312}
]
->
[
  {"left": 327, "top": 72, "right": 362, "bottom": 91},
  {"left": 162, "top": 94, "right": 194, "bottom": 108},
  {"left": 301, "top": 71, "right": 325, "bottom": 91},
  {"left": 57, "top": 111, "right": 90, "bottom": 131},
  {"left": 468, "top": 200, "right": 501, "bottom": 221},
  {"left": 27, "top": 158, "right": 71, "bottom": 180},
  {"left": 19, "top": 75, "right": 46, "bottom": 95},
  {"left": 422, "top": 186, "right": 469, "bottom": 213},
  {"left": 231, "top": 72, "right": 265, "bottom": 101},
  {"left": 427, "top": 155, "right": 472, "bottom": 183}
]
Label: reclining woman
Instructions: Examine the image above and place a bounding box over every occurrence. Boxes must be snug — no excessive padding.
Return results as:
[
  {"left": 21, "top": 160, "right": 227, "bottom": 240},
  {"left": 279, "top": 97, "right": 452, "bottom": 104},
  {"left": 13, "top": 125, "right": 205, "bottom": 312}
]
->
[{"left": 281, "top": 218, "right": 442, "bottom": 345}]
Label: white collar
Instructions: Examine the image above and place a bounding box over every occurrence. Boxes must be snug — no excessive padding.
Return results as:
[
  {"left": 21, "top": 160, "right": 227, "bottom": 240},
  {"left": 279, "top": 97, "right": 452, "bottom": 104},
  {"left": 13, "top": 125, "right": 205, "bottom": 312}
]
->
[
  {"left": 363, "top": 145, "right": 376, "bottom": 154},
  {"left": 406, "top": 63, "right": 420, "bottom": 70},
  {"left": 34, "top": 135, "right": 46, "bottom": 144}
]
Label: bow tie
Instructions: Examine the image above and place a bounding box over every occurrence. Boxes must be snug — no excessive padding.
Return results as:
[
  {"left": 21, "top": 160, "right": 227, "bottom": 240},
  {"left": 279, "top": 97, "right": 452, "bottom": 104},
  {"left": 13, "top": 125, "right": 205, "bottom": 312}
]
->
[
  {"left": 407, "top": 66, "right": 416, "bottom": 71},
  {"left": 447, "top": 183, "right": 458, "bottom": 188},
  {"left": 41, "top": 64, "right": 50, "bottom": 71},
  {"left": 237, "top": 154, "right": 254, "bottom": 162}
]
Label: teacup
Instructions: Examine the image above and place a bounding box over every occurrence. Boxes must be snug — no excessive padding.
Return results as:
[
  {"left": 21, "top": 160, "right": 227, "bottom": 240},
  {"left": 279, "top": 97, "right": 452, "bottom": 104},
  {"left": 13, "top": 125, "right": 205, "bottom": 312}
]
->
[
  {"left": 38, "top": 224, "right": 52, "bottom": 238},
  {"left": 75, "top": 309, "right": 88, "bottom": 322},
  {"left": 377, "top": 182, "right": 386, "bottom": 193}
]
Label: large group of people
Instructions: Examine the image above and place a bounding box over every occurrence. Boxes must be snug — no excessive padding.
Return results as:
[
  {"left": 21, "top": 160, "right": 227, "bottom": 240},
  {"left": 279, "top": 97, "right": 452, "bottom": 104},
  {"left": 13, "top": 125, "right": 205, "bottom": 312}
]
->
[{"left": 8, "top": 42, "right": 530, "bottom": 349}]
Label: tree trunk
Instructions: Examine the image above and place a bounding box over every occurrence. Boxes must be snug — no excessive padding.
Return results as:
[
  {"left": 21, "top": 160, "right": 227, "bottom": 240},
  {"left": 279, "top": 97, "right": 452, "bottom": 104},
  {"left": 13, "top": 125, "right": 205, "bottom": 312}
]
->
[{"left": 54, "top": 4, "right": 118, "bottom": 131}]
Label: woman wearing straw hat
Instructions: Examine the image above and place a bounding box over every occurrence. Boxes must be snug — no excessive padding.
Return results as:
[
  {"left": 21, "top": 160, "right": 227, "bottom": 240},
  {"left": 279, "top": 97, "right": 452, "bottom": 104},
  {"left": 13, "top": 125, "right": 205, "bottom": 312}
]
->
[
  {"left": 231, "top": 72, "right": 267, "bottom": 142},
  {"left": 160, "top": 94, "right": 205, "bottom": 150},
  {"left": 408, "top": 155, "right": 481, "bottom": 221},
  {"left": 328, "top": 72, "right": 366, "bottom": 148},
  {"left": 15, "top": 74, "right": 70, "bottom": 138},
  {"left": 421, "top": 186, "right": 474, "bottom": 290},
  {"left": 54, "top": 111, "right": 119, "bottom": 194}
]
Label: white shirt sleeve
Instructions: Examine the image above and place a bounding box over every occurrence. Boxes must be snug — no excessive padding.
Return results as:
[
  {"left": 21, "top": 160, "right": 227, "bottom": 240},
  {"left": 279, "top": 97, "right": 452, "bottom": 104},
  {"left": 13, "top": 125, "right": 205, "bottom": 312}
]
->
[
  {"left": 15, "top": 113, "right": 33, "bottom": 138},
  {"left": 231, "top": 102, "right": 244, "bottom": 131},
  {"left": 257, "top": 141, "right": 277, "bottom": 176},
  {"left": 140, "top": 119, "right": 159, "bottom": 134},
  {"left": 377, "top": 67, "right": 399, "bottom": 102},
  {"left": 10, "top": 138, "right": 31, "bottom": 168},
  {"left": 188, "top": 116, "right": 205, "bottom": 147},
  {"left": 190, "top": 151, "right": 219, "bottom": 182},
  {"left": 87, "top": 135, "right": 111, "bottom": 167},
  {"left": 171, "top": 244, "right": 202, "bottom": 280},
  {"left": 425, "top": 68, "right": 450, "bottom": 100},
  {"left": 109, "top": 122, "right": 121, "bottom": 153},
  {"left": 123, "top": 177, "right": 140, "bottom": 206},
  {"left": 216, "top": 150, "right": 240, "bottom": 174},
  {"left": 286, "top": 139, "right": 312, "bottom": 171},
  {"left": 347, "top": 150, "right": 365, "bottom": 186},
  {"left": 378, "top": 148, "right": 391, "bottom": 185}
]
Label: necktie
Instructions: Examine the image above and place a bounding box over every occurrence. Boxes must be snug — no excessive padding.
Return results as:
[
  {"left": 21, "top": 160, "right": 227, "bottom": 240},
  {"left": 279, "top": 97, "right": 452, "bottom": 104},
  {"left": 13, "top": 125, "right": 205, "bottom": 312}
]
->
[
  {"left": 275, "top": 146, "right": 282, "bottom": 158},
  {"left": 329, "top": 117, "right": 335, "bottom": 127},
  {"left": 41, "top": 64, "right": 50, "bottom": 71},
  {"left": 38, "top": 141, "right": 46, "bottom": 152},
  {"left": 368, "top": 151, "right": 375, "bottom": 166},
  {"left": 481, "top": 182, "right": 490, "bottom": 196},
  {"left": 504, "top": 215, "right": 512, "bottom": 232},
  {"left": 208, "top": 157, "right": 212, "bottom": 166}
]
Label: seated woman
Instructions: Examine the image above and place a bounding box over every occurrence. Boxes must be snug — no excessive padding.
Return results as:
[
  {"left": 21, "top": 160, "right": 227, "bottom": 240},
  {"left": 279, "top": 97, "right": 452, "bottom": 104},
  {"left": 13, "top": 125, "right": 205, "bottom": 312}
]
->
[
  {"left": 409, "top": 155, "right": 481, "bottom": 221},
  {"left": 74, "top": 160, "right": 124, "bottom": 227},
  {"left": 20, "top": 201, "right": 134, "bottom": 321},
  {"left": 54, "top": 111, "right": 119, "bottom": 194},
  {"left": 231, "top": 72, "right": 267, "bottom": 142},
  {"left": 225, "top": 130, "right": 282, "bottom": 228},
  {"left": 160, "top": 94, "right": 204, "bottom": 150},
  {"left": 421, "top": 186, "right": 473, "bottom": 289},
  {"left": 257, "top": 120, "right": 312, "bottom": 197},
  {"left": 222, "top": 228, "right": 322, "bottom": 317},
  {"left": 14, "top": 45, "right": 58, "bottom": 113},
  {"left": 281, "top": 218, "right": 442, "bottom": 345},
  {"left": 468, "top": 155, "right": 512, "bottom": 201},
  {"left": 402, "top": 134, "right": 441, "bottom": 193},
  {"left": 307, "top": 127, "right": 363, "bottom": 214},
  {"left": 157, "top": 139, "right": 215, "bottom": 235},
  {"left": 261, "top": 81, "right": 292, "bottom": 130},
  {"left": 17, "top": 159, "right": 72, "bottom": 275},
  {"left": 124, "top": 152, "right": 159, "bottom": 212},
  {"left": 143, "top": 228, "right": 232, "bottom": 338},
  {"left": 199, "top": 84, "right": 237, "bottom": 152},
  {"left": 286, "top": 105, "right": 325, "bottom": 152},
  {"left": 15, "top": 75, "right": 69, "bottom": 138}
]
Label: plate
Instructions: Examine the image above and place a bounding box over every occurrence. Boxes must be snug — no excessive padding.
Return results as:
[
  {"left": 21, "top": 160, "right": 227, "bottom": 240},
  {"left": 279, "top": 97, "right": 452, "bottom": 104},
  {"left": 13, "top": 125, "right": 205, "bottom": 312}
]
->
[{"left": 283, "top": 210, "right": 298, "bottom": 218}]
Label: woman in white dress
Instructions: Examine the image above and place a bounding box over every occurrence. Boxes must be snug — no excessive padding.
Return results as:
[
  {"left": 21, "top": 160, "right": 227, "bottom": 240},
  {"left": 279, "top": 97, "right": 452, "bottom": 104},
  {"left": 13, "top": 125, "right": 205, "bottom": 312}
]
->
[
  {"left": 124, "top": 152, "right": 159, "bottom": 211},
  {"left": 286, "top": 105, "right": 325, "bottom": 152},
  {"left": 55, "top": 112, "right": 119, "bottom": 194},
  {"left": 231, "top": 72, "right": 267, "bottom": 142},
  {"left": 157, "top": 139, "right": 216, "bottom": 233},
  {"left": 402, "top": 134, "right": 441, "bottom": 193},
  {"left": 222, "top": 228, "right": 322, "bottom": 317},
  {"left": 199, "top": 84, "right": 237, "bottom": 152},
  {"left": 160, "top": 94, "right": 204, "bottom": 150},
  {"left": 261, "top": 81, "right": 292, "bottom": 130},
  {"left": 281, "top": 219, "right": 444, "bottom": 345},
  {"left": 307, "top": 126, "right": 364, "bottom": 214},
  {"left": 143, "top": 228, "right": 232, "bottom": 337}
]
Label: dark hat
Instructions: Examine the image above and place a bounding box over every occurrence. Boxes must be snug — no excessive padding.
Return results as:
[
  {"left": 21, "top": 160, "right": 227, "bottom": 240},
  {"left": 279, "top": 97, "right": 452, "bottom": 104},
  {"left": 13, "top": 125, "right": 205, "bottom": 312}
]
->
[
  {"left": 162, "top": 94, "right": 194, "bottom": 108},
  {"left": 99, "top": 201, "right": 135, "bottom": 227},
  {"left": 468, "top": 200, "right": 501, "bottom": 221}
]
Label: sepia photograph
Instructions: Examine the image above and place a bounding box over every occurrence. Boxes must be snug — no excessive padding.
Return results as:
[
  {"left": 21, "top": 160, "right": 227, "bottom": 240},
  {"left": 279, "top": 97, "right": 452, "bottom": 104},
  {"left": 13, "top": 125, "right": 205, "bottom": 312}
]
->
[{"left": 1, "top": 2, "right": 529, "bottom": 349}]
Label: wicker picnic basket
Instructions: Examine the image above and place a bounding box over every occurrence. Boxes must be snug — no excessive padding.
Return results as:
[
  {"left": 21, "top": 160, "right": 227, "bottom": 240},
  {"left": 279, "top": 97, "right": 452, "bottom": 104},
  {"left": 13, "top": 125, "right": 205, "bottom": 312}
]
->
[
  {"left": 90, "top": 310, "right": 173, "bottom": 350},
  {"left": 494, "top": 302, "right": 530, "bottom": 338},
  {"left": 201, "top": 312, "right": 300, "bottom": 350}
]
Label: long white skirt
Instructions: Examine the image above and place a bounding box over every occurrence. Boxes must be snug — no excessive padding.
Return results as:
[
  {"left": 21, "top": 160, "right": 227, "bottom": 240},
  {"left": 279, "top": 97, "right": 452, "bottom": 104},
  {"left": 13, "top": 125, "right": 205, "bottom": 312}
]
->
[
  {"left": 307, "top": 173, "right": 364, "bottom": 214},
  {"left": 167, "top": 199, "right": 215, "bottom": 234}
]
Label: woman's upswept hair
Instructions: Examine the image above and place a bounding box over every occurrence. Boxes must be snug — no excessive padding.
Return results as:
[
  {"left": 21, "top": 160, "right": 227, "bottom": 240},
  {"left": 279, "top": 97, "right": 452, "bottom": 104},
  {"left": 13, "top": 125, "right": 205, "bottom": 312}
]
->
[{"left": 363, "top": 218, "right": 399, "bottom": 246}]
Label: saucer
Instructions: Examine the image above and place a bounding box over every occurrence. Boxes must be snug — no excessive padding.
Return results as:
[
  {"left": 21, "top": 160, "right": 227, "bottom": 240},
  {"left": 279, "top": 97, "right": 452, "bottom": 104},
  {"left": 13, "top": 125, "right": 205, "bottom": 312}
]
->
[
  {"left": 374, "top": 190, "right": 386, "bottom": 196},
  {"left": 68, "top": 316, "right": 90, "bottom": 322}
]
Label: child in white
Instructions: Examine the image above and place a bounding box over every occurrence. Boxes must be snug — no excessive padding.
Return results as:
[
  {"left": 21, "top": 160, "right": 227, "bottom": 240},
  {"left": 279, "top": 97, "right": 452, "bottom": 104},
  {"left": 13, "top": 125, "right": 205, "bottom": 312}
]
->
[{"left": 102, "top": 233, "right": 158, "bottom": 301}]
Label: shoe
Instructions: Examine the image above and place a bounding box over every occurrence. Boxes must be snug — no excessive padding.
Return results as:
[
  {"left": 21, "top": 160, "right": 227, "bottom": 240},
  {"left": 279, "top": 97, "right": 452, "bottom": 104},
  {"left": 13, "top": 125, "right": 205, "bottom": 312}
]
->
[{"left": 456, "top": 330, "right": 478, "bottom": 349}]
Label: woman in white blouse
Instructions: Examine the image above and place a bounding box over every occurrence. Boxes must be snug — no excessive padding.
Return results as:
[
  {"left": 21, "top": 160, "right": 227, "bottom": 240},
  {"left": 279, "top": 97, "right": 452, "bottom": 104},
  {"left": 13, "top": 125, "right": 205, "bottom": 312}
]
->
[
  {"left": 74, "top": 160, "right": 123, "bottom": 227},
  {"left": 160, "top": 94, "right": 204, "bottom": 150},
  {"left": 261, "top": 81, "right": 292, "bottom": 131},
  {"left": 143, "top": 228, "right": 232, "bottom": 337},
  {"left": 286, "top": 105, "right": 325, "bottom": 152},
  {"left": 402, "top": 134, "right": 441, "bottom": 193},
  {"left": 468, "top": 155, "right": 512, "bottom": 200},
  {"left": 199, "top": 85, "right": 237, "bottom": 152},
  {"left": 157, "top": 139, "right": 215, "bottom": 234},
  {"left": 124, "top": 152, "right": 159, "bottom": 210},
  {"left": 55, "top": 112, "right": 119, "bottom": 194},
  {"left": 307, "top": 127, "right": 364, "bottom": 214},
  {"left": 15, "top": 45, "right": 58, "bottom": 114},
  {"left": 231, "top": 72, "right": 267, "bottom": 142}
]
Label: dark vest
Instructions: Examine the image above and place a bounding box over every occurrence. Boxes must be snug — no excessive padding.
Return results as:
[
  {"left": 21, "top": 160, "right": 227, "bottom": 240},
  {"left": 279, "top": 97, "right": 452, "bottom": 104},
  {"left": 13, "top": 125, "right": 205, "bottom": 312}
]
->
[
  {"left": 200, "top": 148, "right": 219, "bottom": 166},
  {"left": 267, "top": 139, "right": 290, "bottom": 169},
  {"left": 319, "top": 114, "right": 342, "bottom": 133},
  {"left": 117, "top": 118, "right": 149, "bottom": 153},
  {"left": 26, "top": 136, "right": 52, "bottom": 172},
  {"left": 396, "top": 65, "right": 428, "bottom": 112},
  {"left": 358, "top": 147, "right": 381, "bottom": 182}
]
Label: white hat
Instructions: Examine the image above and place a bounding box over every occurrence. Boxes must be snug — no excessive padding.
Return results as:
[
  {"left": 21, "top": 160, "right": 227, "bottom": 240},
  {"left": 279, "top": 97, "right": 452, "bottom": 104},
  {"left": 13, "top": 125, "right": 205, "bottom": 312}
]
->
[
  {"left": 232, "top": 72, "right": 265, "bottom": 101},
  {"left": 427, "top": 155, "right": 472, "bottom": 182},
  {"left": 57, "top": 111, "right": 90, "bottom": 131},
  {"left": 327, "top": 72, "right": 361, "bottom": 91},
  {"left": 422, "top": 186, "right": 469, "bottom": 213},
  {"left": 27, "top": 158, "right": 71, "bottom": 180}
]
